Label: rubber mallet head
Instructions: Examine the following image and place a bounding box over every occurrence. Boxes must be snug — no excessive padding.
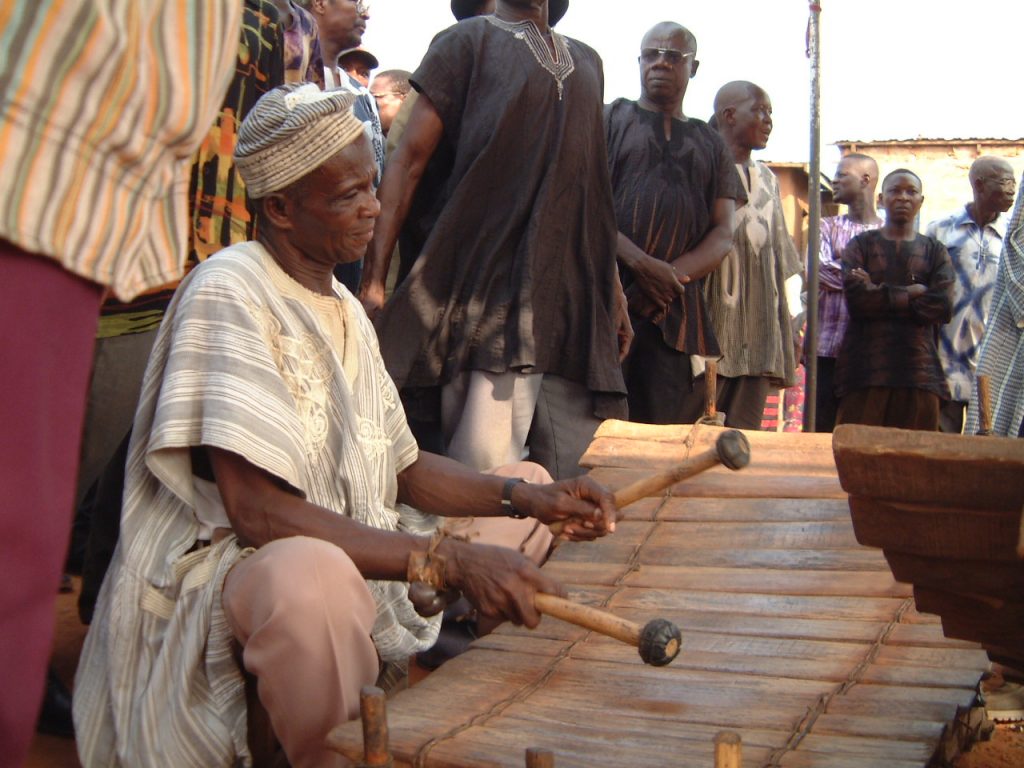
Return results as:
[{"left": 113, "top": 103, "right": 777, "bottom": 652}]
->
[
  {"left": 715, "top": 429, "right": 751, "bottom": 471},
  {"left": 638, "top": 618, "right": 682, "bottom": 666}
]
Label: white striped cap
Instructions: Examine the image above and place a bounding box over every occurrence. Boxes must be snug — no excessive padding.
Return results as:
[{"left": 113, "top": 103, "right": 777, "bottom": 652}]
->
[{"left": 234, "top": 84, "right": 365, "bottom": 198}]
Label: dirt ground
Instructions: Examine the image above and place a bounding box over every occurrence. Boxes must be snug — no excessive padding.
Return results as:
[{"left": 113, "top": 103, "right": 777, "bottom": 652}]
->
[{"left": 26, "top": 579, "right": 1024, "bottom": 767}]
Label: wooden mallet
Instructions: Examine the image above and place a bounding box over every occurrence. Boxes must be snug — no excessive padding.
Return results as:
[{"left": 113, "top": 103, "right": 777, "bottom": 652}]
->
[
  {"left": 609, "top": 428, "right": 750, "bottom": 508},
  {"left": 534, "top": 429, "right": 751, "bottom": 665},
  {"left": 551, "top": 428, "right": 751, "bottom": 538},
  {"left": 534, "top": 592, "right": 682, "bottom": 666}
]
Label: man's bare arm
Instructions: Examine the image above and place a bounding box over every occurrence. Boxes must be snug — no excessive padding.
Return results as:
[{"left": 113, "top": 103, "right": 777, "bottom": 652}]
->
[
  {"left": 397, "top": 451, "right": 617, "bottom": 540},
  {"left": 671, "top": 198, "right": 736, "bottom": 280},
  {"left": 359, "top": 92, "right": 444, "bottom": 315},
  {"left": 207, "top": 446, "right": 567, "bottom": 626}
]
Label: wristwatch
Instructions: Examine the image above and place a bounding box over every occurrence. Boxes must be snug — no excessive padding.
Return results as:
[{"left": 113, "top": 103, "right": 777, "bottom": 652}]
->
[{"left": 501, "top": 477, "right": 528, "bottom": 519}]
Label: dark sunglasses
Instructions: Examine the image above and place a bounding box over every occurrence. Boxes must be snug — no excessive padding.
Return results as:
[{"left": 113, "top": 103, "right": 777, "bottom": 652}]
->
[{"left": 639, "top": 48, "right": 695, "bottom": 65}]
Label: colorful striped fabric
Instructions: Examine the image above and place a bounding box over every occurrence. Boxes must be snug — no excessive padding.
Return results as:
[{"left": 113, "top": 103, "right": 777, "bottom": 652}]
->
[{"left": 0, "top": 0, "right": 241, "bottom": 301}]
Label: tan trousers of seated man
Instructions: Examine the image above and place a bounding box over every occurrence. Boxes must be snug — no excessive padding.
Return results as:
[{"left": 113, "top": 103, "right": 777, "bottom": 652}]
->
[{"left": 221, "top": 460, "right": 554, "bottom": 768}]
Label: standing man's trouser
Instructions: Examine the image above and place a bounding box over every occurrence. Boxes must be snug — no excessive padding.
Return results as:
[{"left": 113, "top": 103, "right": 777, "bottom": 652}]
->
[
  {"left": 0, "top": 241, "right": 102, "bottom": 765},
  {"left": 442, "top": 371, "right": 601, "bottom": 480}
]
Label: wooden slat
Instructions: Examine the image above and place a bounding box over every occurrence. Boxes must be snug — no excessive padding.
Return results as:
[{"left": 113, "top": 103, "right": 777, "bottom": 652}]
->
[
  {"left": 501, "top": 559, "right": 908, "bottom": 598},
  {"left": 607, "top": 586, "right": 913, "bottom": 623},
  {"left": 849, "top": 496, "right": 1023, "bottom": 560},
  {"left": 655, "top": 496, "right": 852, "bottom": 522},
  {"left": 777, "top": 749, "right": 929, "bottom": 768},
  {"left": 557, "top": 544, "right": 891, "bottom": 572},
  {"left": 883, "top": 550, "right": 1024, "bottom": 600},
  {"left": 833, "top": 423, "right": 1024, "bottom": 509},
  {"left": 588, "top": 466, "right": 846, "bottom": 500},
  {"left": 640, "top": 520, "right": 862, "bottom": 553}
]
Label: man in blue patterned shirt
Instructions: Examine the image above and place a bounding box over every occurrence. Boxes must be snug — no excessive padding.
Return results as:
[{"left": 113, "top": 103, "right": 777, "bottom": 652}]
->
[{"left": 925, "top": 156, "right": 1016, "bottom": 433}]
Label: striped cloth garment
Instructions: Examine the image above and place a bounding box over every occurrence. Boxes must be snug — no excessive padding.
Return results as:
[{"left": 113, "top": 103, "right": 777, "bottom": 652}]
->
[
  {"left": 0, "top": 0, "right": 241, "bottom": 301},
  {"left": 74, "top": 242, "right": 440, "bottom": 766},
  {"left": 704, "top": 160, "right": 803, "bottom": 386},
  {"left": 966, "top": 174, "right": 1024, "bottom": 437}
]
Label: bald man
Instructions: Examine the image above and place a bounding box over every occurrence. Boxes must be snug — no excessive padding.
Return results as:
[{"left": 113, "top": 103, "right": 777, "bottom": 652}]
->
[
  {"left": 606, "top": 22, "right": 744, "bottom": 424},
  {"left": 815, "top": 152, "right": 883, "bottom": 432},
  {"left": 706, "top": 81, "right": 801, "bottom": 428},
  {"left": 926, "top": 156, "right": 1017, "bottom": 433}
]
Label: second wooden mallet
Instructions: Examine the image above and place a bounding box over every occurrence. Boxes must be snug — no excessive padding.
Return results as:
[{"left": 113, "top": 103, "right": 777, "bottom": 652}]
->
[{"left": 534, "top": 592, "right": 682, "bottom": 666}]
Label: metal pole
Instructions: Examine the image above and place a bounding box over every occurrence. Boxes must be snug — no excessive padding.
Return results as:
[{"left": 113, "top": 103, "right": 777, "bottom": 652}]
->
[{"left": 803, "top": 0, "right": 823, "bottom": 432}]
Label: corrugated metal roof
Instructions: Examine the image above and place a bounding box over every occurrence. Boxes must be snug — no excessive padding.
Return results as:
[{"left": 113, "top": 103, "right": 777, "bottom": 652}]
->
[{"left": 833, "top": 137, "right": 1024, "bottom": 145}]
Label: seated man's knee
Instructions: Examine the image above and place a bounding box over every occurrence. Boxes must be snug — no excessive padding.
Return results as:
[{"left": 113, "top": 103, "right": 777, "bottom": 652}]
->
[{"left": 224, "top": 536, "right": 370, "bottom": 633}]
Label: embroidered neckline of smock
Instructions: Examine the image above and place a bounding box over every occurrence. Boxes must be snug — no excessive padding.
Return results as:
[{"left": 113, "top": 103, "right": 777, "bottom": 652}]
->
[
  {"left": 485, "top": 15, "right": 574, "bottom": 100},
  {"left": 257, "top": 243, "right": 361, "bottom": 388}
]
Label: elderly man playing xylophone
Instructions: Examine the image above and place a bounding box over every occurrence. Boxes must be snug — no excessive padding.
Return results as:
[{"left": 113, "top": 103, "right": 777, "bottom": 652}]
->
[{"left": 73, "top": 84, "right": 617, "bottom": 768}]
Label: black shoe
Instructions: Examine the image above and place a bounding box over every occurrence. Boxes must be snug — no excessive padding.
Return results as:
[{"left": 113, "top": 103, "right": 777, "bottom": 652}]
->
[{"left": 36, "top": 668, "right": 75, "bottom": 739}]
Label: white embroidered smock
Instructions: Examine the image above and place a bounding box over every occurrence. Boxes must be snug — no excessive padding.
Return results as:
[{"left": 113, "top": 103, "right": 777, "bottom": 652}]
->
[{"left": 74, "top": 242, "right": 439, "bottom": 767}]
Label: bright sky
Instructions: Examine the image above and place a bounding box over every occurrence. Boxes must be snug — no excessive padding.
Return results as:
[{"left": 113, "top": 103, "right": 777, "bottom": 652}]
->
[{"left": 361, "top": 1, "right": 1023, "bottom": 168}]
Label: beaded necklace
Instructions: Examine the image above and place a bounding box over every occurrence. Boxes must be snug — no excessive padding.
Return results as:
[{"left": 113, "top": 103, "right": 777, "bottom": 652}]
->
[{"left": 485, "top": 15, "right": 575, "bottom": 100}]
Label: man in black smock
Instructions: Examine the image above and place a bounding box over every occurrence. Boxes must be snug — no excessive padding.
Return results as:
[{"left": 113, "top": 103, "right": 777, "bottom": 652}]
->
[
  {"left": 605, "top": 21, "right": 744, "bottom": 424},
  {"left": 360, "top": 0, "right": 629, "bottom": 480}
]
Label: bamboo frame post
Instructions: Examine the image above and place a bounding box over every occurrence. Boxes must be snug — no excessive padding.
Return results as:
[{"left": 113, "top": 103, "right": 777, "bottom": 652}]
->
[
  {"left": 705, "top": 360, "right": 719, "bottom": 422},
  {"left": 803, "top": 0, "right": 823, "bottom": 432},
  {"left": 526, "top": 747, "right": 555, "bottom": 767},
  {"left": 713, "top": 731, "right": 742, "bottom": 768},
  {"left": 358, "top": 685, "right": 393, "bottom": 768}
]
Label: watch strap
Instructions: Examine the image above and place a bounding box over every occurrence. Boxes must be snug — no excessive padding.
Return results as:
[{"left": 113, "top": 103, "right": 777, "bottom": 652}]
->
[{"left": 501, "top": 477, "right": 528, "bottom": 519}]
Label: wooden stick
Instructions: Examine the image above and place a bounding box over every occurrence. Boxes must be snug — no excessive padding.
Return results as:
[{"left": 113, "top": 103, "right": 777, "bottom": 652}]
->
[
  {"left": 533, "top": 593, "right": 681, "bottom": 666},
  {"left": 525, "top": 747, "right": 555, "bottom": 767},
  {"left": 358, "top": 686, "right": 393, "bottom": 768},
  {"left": 705, "top": 359, "right": 718, "bottom": 421},
  {"left": 551, "top": 430, "right": 750, "bottom": 537},
  {"left": 534, "top": 593, "right": 641, "bottom": 647},
  {"left": 611, "top": 447, "right": 726, "bottom": 508},
  {"left": 977, "top": 374, "right": 993, "bottom": 436},
  {"left": 713, "top": 731, "right": 742, "bottom": 768}
]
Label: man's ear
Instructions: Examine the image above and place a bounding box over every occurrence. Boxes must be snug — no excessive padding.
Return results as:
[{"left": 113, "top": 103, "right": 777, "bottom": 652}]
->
[
  {"left": 723, "top": 106, "right": 737, "bottom": 126},
  {"left": 261, "top": 193, "right": 295, "bottom": 231},
  {"left": 310, "top": 0, "right": 326, "bottom": 13},
  {"left": 691, "top": 59, "right": 700, "bottom": 77}
]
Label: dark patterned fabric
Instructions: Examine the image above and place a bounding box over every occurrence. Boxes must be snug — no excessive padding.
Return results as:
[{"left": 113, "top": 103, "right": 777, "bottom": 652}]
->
[
  {"left": 835, "top": 231, "right": 954, "bottom": 400},
  {"left": 375, "top": 18, "right": 626, "bottom": 418},
  {"left": 604, "top": 98, "right": 745, "bottom": 356},
  {"left": 98, "top": 0, "right": 284, "bottom": 337},
  {"left": 282, "top": 0, "right": 320, "bottom": 84}
]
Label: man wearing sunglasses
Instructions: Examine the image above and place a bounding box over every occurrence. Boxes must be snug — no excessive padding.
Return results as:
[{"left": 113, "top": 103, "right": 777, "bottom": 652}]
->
[{"left": 605, "top": 22, "right": 745, "bottom": 424}]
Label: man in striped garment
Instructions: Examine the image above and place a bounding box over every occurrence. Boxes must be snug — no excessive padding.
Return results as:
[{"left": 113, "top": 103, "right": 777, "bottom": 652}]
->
[
  {"left": 0, "top": 3, "right": 242, "bottom": 764},
  {"left": 966, "top": 171, "right": 1024, "bottom": 437},
  {"left": 706, "top": 81, "right": 802, "bottom": 428},
  {"left": 74, "top": 85, "right": 617, "bottom": 768}
]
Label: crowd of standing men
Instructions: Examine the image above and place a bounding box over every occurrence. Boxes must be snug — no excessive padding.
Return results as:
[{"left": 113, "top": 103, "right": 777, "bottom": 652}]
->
[{"left": 1, "top": 1, "right": 1021, "bottom": 766}]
